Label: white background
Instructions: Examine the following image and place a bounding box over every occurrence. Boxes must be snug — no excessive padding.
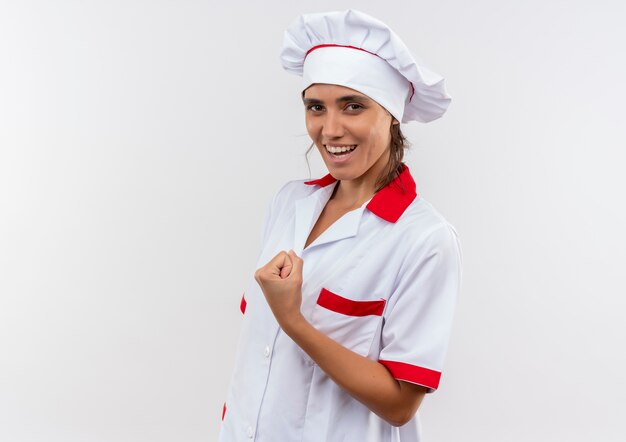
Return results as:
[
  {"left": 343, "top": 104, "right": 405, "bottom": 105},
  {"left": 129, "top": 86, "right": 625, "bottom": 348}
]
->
[{"left": 1, "top": 1, "right": 625, "bottom": 441}]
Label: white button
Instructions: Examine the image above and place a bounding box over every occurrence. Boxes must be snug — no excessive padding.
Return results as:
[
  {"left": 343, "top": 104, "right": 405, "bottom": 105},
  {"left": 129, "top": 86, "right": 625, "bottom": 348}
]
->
[
  {"left": 264, "top": 345, "right": 270, "bottom": 358},
  {"left": 247, "top": 425, "right": 254, "bottom": 438}
]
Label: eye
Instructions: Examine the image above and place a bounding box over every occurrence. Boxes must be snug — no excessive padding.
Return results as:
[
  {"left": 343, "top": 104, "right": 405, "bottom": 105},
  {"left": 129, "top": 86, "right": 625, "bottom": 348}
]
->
[
  {"left": 306, "top": 104, "right": 324, "bottom": 112},
  {"left": 346, "top": 103, "right": 363, "bottom": 111}
]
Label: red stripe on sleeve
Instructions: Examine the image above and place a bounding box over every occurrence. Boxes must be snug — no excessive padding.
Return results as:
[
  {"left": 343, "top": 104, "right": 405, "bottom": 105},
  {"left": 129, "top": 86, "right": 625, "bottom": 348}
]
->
[
  {"left": 379, "top": 360, "right": 442, "bottom": 391},
  {"left": 240, "top": 292, "right": 246, "bottom": 314}
]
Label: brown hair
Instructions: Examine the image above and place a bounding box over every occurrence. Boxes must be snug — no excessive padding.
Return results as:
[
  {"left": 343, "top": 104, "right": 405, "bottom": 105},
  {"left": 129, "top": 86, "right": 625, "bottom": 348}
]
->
[{"left": 304, "top": 118, "right": 411, "bottom": 194}]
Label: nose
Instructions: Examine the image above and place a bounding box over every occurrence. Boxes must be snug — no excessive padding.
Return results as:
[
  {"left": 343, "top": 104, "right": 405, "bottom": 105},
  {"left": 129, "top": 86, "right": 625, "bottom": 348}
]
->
[{"left": 321, "top": 110, "right": 345, "bottom": 140}]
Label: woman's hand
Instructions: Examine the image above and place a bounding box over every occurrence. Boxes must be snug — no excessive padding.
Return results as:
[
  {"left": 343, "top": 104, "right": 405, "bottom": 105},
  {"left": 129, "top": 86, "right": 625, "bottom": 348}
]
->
[{"left": 254, "top": 249, "right": 304, "bottom": 329}]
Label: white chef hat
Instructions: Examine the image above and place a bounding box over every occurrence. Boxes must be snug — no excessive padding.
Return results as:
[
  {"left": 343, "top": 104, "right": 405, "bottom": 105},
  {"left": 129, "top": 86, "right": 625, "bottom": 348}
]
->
[{"left": 279, "top": 9, "right": 451, "bottom": 124}]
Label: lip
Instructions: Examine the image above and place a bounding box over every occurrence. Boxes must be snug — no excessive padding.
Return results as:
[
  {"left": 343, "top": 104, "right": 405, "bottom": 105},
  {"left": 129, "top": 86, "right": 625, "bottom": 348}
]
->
[{"left": 324, "top": 144, "right": 358, "bottom": 164}]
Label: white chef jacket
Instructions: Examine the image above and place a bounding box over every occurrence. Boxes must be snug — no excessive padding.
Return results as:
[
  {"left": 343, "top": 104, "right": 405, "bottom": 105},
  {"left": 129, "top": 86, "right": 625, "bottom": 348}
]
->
[{"left": 219, "top": 164, "right": 462, "bottom": 442}]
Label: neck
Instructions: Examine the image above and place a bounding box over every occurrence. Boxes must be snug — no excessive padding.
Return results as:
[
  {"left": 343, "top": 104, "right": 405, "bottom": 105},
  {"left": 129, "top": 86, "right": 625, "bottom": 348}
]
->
[{"left": 330, "top": 159, "right": 394, "bottom": 209}]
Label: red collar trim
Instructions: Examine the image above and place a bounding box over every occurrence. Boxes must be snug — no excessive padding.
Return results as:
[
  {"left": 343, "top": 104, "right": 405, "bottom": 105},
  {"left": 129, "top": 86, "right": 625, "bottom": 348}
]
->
[{"left": 303, "top": 163, "right": 417, "bottom": 223}]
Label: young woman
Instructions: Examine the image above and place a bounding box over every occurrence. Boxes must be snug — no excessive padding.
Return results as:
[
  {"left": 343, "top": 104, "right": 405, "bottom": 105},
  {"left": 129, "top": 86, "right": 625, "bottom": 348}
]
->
[{"left": 219, "top": 9, "right": 462, "bottom": 442}]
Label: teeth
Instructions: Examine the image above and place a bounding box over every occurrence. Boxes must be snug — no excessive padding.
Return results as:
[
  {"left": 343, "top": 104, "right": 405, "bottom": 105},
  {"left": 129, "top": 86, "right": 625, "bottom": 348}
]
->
[{"left": 325, "top": 145, "right": 357, "bottom": 153}]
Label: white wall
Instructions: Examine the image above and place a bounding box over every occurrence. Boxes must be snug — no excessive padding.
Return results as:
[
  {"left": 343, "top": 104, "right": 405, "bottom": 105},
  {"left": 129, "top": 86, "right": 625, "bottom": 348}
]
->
[{"left": 1, "top": 1, "right": 625, "bottom": 441}]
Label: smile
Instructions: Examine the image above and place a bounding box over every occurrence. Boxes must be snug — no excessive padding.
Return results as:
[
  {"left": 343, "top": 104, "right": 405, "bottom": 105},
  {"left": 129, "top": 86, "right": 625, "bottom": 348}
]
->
[
  {"left": 323, "top": 144, "right": 358, "bottom": 163},
  {"left": 324, "top": 144, "right": 358, "bottom": 156}
]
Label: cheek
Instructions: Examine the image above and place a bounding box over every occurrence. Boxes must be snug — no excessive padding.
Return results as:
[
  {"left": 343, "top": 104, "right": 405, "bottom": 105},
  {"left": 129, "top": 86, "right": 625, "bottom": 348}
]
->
[
  {"left": 305, "top": 118, "right": 318, "bottom": 135},
  {"left": 366, "top": 124, "right": 390, "bottom": 149}
]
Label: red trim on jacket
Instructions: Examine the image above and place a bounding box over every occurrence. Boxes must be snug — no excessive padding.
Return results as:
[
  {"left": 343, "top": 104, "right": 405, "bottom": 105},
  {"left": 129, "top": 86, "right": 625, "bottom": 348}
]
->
[
  {"left": 317, "top": 288, "right": 386, "bottom": 317},
  {"left": 378, "top": 360, "right": 442, "bottom": 391},
  {"left": 222, "top": 402, "right": 226, "bottom": 421},
  {"left": 303, "top": 172, "right": 337, "bottom": 188},
  {"left": 304, "top": 163, "right": 417, "bottom": 223},
  {"left": 240, "top": 293, "right": 246, "bottom": 314}
]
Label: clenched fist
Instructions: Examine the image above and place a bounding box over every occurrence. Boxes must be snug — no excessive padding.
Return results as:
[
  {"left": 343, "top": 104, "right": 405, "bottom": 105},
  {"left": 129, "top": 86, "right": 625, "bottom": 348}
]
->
[{"left": 254, "top": 249, "right": 304, "bottom": 328}]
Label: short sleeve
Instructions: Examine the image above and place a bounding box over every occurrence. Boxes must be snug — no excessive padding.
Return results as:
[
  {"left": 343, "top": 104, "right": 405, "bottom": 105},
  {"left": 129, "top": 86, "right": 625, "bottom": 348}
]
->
[
  {"left": 378, "top": 223, "right": 462, "bottom": 393},
  {"left": 244, "top": 180, "right": 296, "bottom": 310}
]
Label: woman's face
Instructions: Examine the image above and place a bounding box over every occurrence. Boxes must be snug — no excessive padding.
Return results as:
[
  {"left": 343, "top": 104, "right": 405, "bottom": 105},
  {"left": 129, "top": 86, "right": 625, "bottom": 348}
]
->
[{"left": 303, "top": 83, "right": 396, "bottom": 183}]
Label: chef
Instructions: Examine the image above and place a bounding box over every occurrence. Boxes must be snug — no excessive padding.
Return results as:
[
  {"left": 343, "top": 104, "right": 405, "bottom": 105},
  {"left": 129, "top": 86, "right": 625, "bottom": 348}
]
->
[{"left": 219, "top": 9, "right": 462, "bottom": 442}]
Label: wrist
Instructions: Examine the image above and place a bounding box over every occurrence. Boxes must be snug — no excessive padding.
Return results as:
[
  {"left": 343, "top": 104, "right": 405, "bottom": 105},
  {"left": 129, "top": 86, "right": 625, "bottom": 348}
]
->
[{"left": 279, "top": 311, "right": 308, "bottom": 336}]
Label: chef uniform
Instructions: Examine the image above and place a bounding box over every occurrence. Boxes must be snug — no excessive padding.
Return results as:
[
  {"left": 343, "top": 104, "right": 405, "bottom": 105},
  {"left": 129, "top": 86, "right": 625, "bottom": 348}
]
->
[{"left": 219, "top": 9, "right": 461, "bottom": 442}]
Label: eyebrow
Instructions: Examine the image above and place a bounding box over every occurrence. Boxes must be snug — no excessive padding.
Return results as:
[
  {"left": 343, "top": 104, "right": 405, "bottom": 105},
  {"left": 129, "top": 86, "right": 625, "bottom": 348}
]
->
[{"left": 302, "top": 95, "right": 372, "bottom": 105}]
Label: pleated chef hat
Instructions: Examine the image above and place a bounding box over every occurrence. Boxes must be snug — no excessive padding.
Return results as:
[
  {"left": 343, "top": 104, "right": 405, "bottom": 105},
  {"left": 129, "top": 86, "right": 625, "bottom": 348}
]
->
[{"left": 280, "top": 9, "right": 451, "bottom": 124}]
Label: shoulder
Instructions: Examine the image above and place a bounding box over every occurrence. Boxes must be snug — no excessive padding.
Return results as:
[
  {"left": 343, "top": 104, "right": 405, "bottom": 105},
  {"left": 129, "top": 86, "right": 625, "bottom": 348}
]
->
[
  {"left": 395, "top": 196, "right": 462, "bottom": 267},
  {"left": 399, "top": 196, "right": 459, "bottom": 239}
]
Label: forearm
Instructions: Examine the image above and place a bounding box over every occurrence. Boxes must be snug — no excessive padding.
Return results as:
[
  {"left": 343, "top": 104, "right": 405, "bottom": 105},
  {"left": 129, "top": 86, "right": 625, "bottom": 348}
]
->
[{"left": 281, "top": 312, "right": 425, "bottom": 426}]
